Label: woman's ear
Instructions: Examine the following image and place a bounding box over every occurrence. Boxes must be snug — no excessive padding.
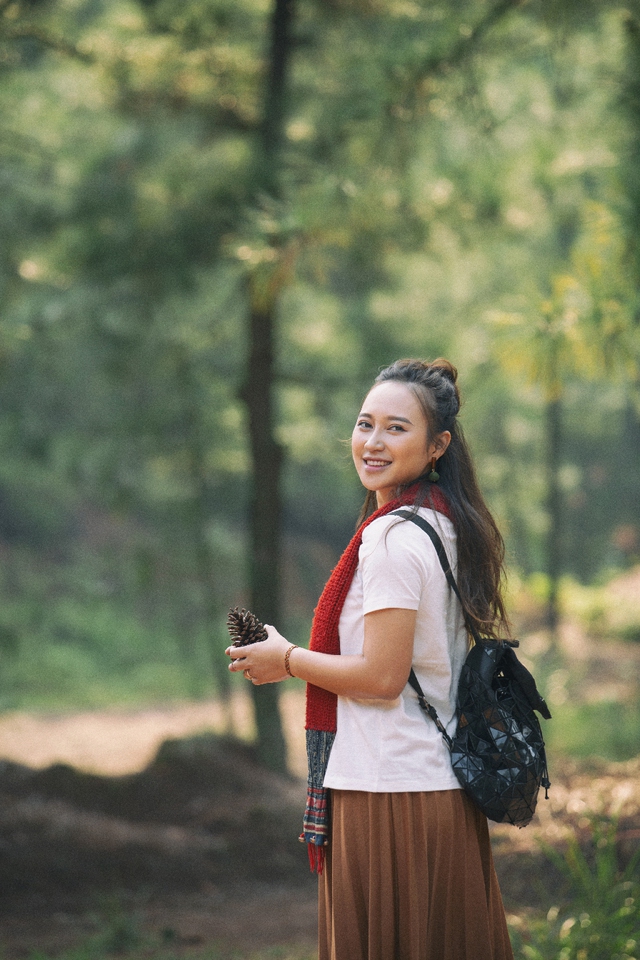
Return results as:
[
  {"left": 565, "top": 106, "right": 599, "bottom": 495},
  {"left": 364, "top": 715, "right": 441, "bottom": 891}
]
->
[{"left": 431, "top": 430, "right": 451, "bottom": 459}]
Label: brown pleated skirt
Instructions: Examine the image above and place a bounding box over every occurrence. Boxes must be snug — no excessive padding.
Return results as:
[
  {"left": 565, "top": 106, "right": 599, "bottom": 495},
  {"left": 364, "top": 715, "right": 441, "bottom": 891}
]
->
[{"left": 318, "top": 789, "right": 513, "bottom": 960}]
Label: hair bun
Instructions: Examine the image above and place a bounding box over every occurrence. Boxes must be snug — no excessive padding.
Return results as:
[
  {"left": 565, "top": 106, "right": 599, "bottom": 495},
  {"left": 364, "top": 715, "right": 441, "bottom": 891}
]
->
[
  {"left": 429, "top": 358, "right": 458, "bottom": 385},
  {"left": 374, "top": 357, "right": 461, "bottom": 429}
]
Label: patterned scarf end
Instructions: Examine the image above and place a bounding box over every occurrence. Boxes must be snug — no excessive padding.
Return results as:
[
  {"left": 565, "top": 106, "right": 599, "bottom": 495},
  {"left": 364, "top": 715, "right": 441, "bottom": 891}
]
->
[{"left": 299, "top": 831, "right": 328, "bottom": 874}]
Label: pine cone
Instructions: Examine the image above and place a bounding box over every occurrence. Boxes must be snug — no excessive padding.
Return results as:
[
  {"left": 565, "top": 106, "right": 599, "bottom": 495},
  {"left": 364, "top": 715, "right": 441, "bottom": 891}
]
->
[{"left": 226, "top": 606, "right": 268, "bottom": 647}]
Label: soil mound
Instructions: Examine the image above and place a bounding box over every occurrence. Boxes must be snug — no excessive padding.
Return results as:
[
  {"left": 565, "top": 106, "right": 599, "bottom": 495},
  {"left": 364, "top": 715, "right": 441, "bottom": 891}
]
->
[
  {"left": 1, "top": 726, "right": 639, "bottom": 958},
  {"left": 0, "top": 734, "right": 310, "bottom": 911}
]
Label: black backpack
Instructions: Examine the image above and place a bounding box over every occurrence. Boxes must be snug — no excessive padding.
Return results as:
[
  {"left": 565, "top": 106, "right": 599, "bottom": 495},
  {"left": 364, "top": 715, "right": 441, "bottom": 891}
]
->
[{"left": 393, "top": 510, "right": 552, "bottom": 828}]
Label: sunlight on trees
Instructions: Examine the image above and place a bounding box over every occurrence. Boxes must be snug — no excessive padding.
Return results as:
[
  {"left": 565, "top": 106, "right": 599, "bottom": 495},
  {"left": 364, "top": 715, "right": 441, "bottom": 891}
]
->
[{"left": 0, "top": 0, "right": 638, "bottom": 764}]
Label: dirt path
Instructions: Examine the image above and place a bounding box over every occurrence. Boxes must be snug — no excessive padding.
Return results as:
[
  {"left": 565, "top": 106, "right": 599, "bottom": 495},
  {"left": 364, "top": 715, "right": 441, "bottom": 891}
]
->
[
  {"left": 0, "top": 688, "right": 317, "bottom": 960},
  {"left": 0, "top": 688, "right": 309, "bottom": 779},
  {"left": 1, "top": 625, "right": 637, "bottom": 780},
  {"left": 1, "top": 667, "right": 639, "bottom": 959}
]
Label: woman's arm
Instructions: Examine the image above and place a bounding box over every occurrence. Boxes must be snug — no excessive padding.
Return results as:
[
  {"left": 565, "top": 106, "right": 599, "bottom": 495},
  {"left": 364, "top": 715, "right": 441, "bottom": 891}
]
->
[{"left": 227, "top": 607, "right": 416, "bottom": 700}]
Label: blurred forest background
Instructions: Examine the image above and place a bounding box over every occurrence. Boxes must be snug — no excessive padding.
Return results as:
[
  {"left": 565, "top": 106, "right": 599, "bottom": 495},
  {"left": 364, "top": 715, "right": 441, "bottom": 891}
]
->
[{"left": 1, "top": 0, "right": 640, "bottom": 779}]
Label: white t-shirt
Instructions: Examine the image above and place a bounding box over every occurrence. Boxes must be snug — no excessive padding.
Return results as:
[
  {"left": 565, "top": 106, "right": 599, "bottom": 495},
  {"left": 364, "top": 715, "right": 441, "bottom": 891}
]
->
[{"left": 323, "top": 507, "right": 468, "bottom": 793}]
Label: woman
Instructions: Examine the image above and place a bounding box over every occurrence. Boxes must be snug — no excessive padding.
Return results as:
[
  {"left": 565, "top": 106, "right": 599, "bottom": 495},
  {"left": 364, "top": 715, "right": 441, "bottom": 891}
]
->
[{"left": 227, "top": 358, "right": 514, "bottom": 960}]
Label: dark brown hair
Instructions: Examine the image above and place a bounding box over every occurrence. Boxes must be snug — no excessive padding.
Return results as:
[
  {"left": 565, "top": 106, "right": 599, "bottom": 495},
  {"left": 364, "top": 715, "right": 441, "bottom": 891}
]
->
[{"left": 357, "top": 358, "right": 510, "bottom": 641}]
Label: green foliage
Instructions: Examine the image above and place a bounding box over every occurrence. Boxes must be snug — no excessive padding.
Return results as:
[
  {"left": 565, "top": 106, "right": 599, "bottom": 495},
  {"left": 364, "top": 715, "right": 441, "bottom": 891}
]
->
[
  {"left": 0, "top": 536, "right": 237, "bottom": 708},
  {"left": 0, "top": 0, "right": 638, "bottom": 713},
  {"left": 510, "top": 818, "right": 640, "bottom": 960},
  {"left": 545, "top": 700, "right": 640, "bottom": 764},
  {"left": 25, "top": 947, "right": 316, "bottom": 960},
  {"left": 560, "top": 572, "right": 640, "bottom": 643},
  {"left": 0, "top": 594, "right": 209, "bottom": 710}
]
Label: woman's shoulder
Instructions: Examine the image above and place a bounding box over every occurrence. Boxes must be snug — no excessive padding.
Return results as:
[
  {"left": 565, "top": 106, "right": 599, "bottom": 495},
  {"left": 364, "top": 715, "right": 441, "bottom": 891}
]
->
[
  {"left": 364, "top": 506, "right": 455, "bottom": 537},
  {"left": 361, "top": 506, "right": 455, "bottom": 559},
  {"left": 414, "top": 506, "right": 456, "bottom": 544}
]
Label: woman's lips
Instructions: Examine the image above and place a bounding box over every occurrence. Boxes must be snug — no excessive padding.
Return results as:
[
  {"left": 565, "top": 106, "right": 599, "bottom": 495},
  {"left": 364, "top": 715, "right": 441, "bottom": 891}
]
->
[{"left": 364, "top": 459, "right": 391, "bottom": 468}]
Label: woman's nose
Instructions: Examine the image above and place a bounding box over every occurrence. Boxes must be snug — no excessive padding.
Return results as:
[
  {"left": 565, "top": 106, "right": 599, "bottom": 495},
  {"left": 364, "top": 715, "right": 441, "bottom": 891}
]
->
[{"left": 364, "top": 430, "right": 384, "bottom": 450}]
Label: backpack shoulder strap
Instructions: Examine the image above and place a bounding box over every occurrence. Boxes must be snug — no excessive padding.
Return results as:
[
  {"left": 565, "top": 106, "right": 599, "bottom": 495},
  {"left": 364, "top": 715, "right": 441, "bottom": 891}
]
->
[
  {"left": 390, "top": 508, "right": 480, "bottom": 644},
  {"left": 391, "top": 509, "right": 552, "bottom": 722},
  {"left": 390, "top": 508, "right": 466, "bottom": 742},
  {"left": 406, "top": 668, "right": 452, "bottom": 747}
]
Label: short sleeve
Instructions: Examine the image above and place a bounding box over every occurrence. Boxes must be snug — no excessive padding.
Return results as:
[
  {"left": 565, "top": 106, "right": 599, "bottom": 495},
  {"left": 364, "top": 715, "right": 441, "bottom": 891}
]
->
[{"left": 359, "top": 515, "right": 435, "bottom": 615}]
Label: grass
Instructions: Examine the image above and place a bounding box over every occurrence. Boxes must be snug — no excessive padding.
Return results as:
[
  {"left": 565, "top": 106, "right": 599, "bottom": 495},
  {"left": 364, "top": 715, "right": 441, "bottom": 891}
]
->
[
  {"left": 509, "top": 818, "right": 640, "bottom": 960},
  {"left": 24, "top": 944, "right": 316, "bottom": 960},
  {"left": 20, "top": 899, "right": 316, "bottom": 960},
  {"left": 17, "top": 820, "right": 640, "bottom": 960},
  {"left": 545, "top": 699, "right": 640, "bottom": 763}
]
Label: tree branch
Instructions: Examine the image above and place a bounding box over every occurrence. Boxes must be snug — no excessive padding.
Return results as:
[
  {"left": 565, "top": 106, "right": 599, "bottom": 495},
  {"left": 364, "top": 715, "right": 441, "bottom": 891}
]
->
[
  {"left": 0, "top": 23, "right": 95, "bottom": 63},
  {"left": 407, "top": 0, "right": 527, "bottom": 96},
  {"left": 1, "top": 22, "right": 262, "bottom": 135}
]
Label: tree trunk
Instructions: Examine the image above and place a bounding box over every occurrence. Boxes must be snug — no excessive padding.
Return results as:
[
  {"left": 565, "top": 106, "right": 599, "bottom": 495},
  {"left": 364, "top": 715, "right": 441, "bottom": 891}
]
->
[
  {"left": 244, "top": 295, "right": 287, "bottom": 771},
  {"left": 624, "top": 10, "right": 640, "bottom": 299},
  {"left": 545, "top": 330, "right": 562, "bottom": 651},
  {"left": 545, "top": 391, "right": 562, "bottom": 643},
  {"left": 242, "top": 0, "right": 297, "bottom": 773},
  {"left": 175, "top": 347, "right": 233, "bottom": 717},
  {"left": 262, "top": 0, "right": 296, "bottom": 172}
]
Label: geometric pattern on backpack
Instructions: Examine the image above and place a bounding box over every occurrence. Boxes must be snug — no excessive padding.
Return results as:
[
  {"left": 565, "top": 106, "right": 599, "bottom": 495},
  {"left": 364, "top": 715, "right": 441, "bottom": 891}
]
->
[{"left": 450, "top": 641, "right": 551, "bottom": 827}]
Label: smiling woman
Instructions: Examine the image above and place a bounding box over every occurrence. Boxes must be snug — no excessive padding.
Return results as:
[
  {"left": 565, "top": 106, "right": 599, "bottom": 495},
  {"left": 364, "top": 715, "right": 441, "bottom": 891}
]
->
[{"left": 226, "top": 359, "right": 513, "bottom": 960}]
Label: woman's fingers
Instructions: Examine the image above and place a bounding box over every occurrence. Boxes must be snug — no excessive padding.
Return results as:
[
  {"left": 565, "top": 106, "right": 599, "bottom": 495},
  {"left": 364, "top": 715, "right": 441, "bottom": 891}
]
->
[
  {"left": 229, "top": 656, "right": 256, "bottom": 683},
  {"left": 227, "top": 649, "right": 247, "bottom": 672},
  {"left": 227, "top": 650, "right": 259, "bottom": 683},
  {"left": 225, "top": 630, "right": 289, "bottom": 684}
]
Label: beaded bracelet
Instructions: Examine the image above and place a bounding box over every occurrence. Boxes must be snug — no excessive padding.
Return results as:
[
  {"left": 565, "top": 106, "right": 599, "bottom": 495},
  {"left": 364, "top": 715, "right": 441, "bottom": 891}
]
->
[{"left": 284, "top": 643, "right": 298, "bottom": 677}]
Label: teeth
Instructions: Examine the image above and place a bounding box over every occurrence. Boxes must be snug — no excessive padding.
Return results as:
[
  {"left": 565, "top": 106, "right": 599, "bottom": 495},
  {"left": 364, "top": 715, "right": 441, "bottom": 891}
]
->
[{"left": 365, "top": 460, "right": 390, "bottom": 466}]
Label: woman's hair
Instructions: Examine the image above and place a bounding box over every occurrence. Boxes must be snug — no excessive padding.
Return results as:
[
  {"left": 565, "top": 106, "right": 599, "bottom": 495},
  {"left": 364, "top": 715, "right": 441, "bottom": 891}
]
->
[{"left": 357, "top": 358, "right": 510, "bottom": 641}]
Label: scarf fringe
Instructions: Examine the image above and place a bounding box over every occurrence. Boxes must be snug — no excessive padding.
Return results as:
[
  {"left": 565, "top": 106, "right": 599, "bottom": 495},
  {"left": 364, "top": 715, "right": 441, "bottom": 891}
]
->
[{"left": 307, "top": 841, "right": 326, "bottom": 875}]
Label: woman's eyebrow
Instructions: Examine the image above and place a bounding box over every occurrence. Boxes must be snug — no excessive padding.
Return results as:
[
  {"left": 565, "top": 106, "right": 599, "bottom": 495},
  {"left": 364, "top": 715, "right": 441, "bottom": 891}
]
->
[{"left": 358, "top": 411, "right": 413, "bottom": 424}]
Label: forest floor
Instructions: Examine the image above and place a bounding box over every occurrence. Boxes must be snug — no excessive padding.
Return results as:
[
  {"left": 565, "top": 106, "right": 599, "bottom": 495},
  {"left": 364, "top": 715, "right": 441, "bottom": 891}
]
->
[{"left": 0, "top": 637, "right": 639, "bottom": 959}]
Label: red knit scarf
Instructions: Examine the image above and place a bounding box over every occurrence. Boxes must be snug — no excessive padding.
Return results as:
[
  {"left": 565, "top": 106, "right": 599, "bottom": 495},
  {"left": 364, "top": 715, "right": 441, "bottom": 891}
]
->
[
  {"left": 306, "top": 482, "right": 452, "bottom": 731},
  {"left": 301, "top": 482, "right": 452, "bottom": 872}
]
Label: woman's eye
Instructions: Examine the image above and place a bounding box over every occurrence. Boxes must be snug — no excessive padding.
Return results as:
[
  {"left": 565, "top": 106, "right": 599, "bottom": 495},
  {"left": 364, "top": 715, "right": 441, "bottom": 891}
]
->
[
  {"left": 389, "top": 424, "right": 405, "bottom": 432},
  {"left": 356, "top": 419, "right": 372, "bottom": 429}
]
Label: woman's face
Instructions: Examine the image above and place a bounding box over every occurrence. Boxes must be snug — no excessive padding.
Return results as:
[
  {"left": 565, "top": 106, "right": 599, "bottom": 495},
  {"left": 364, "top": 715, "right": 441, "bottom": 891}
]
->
[{"left": 352, "top": 381, "right": 439, "bottom": 507}]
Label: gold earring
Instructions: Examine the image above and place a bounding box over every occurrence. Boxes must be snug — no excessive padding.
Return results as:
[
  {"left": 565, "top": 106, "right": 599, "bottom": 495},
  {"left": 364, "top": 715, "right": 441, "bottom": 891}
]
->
[{"left": 428, "top": 456, "right": 439, "bottom": 483}]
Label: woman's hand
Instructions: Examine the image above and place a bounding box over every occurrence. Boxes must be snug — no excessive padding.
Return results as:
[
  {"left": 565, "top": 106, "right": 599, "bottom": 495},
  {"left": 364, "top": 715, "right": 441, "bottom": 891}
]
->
[
  {"left": 225, "top": 608, "right": 417, "bottom": 698},
  {"left": 225, "top": 625, "right": 291, "bottom": 685}
]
